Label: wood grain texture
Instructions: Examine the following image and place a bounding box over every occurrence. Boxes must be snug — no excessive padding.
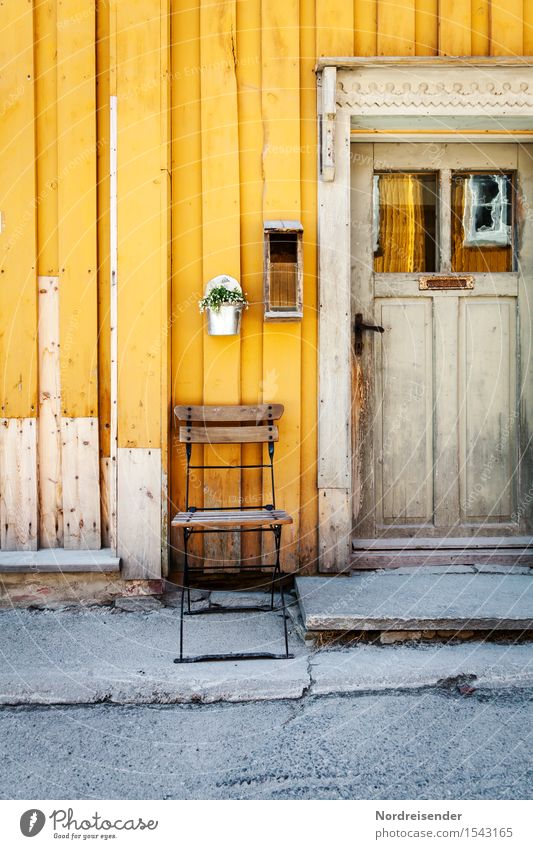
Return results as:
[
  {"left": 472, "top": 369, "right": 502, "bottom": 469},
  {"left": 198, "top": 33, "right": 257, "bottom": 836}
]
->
[
  {"left": 377, "top": 0, "right": 416, "bottom": 56},
  {"left": 200, "top": 0, "right": 242, "bottom": 569},
  {"left": 354, "top": 0, "right": 377, "bottom": 56},
  {"left": 172, "top": 509, "right": 292, "bottom": 528},
  {"left": 490, "top": 0, "right": 523, "bottom": 56},
  {"left": 57, "top": 0, "right": 98, "bottom": 417},
  {"left": 179, "top": 425, "right": 279, "bottom": 444},
  {"left": 171, "top": 0, "right": 205, "bottom": 570},
  {"left": 316, "top": 0, "right": 353, "bottom": 56},
  {"left": 0, "top": 419, "right": 38, "bottom": 551},
  {"left": 175, "top": 404, "right": 284, "bottom": 422},
  {"left": 61, "top": 417, "right": 101, "bottom": 549},
  {"left": 318, "top": 488, "right": 352, "bottom": 572},
  {"left": 118, "top": 447, "right": 162, "bottom": 579},
  {"left": 438, "top": 0, "right": 471, "bottom": 55},
  {"left": 0, "top": 0, "right": 37, "bottom": 418},
  {"left": 116, "top": 0, "right": 163, "bottom": 448},
  {"left": 415, "top": 0, "right": 438, "bottom": 55},
  {"left": 38, "top": 276, "right": 63, "bottom": 548}
]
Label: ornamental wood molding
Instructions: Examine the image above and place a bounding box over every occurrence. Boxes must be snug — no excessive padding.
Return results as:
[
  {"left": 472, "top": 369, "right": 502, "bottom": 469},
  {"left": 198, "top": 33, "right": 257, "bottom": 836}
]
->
[{"left": 336, "top": 68, "right": 533, "bottom": 114}]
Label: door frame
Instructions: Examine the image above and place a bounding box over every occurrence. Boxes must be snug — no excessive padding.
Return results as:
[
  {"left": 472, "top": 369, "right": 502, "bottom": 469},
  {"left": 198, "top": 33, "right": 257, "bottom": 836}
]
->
[{"left": 316, "top": 57, "right": 533, "bottom": 572}]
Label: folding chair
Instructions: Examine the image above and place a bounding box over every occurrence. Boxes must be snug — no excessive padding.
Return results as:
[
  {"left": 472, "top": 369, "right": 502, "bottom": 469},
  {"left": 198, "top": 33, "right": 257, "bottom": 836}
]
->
[{"left": 172, "top": 404, "right": 294, "bottom": 663}]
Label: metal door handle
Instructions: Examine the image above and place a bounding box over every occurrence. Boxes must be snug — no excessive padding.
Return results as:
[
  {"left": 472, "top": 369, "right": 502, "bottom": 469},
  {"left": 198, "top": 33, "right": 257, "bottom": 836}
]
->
[{"left": 354, "top": 313, "right": 385, "bottom": 355}]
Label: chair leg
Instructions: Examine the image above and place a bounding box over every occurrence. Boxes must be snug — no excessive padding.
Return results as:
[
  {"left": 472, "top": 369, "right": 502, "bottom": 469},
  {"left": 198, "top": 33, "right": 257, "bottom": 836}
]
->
[
  {"left": 178, "top": 529, "right": 190, "bottom": 663},
  {"left": 274, "top": 525, "right": 290, "bottom": 658}
]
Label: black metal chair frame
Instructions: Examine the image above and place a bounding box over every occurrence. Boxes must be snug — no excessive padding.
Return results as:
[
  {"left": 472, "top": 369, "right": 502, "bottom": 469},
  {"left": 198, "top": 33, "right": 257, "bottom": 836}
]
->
[{"left": 173, "top": 405, "right": 294, "bottom": 664}]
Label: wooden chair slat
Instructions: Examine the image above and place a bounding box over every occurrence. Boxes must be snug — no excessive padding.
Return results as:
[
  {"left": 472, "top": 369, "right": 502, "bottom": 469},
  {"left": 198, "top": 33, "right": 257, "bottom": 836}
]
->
[
  {"left": 171, "top": 508, "right": 293, "bottom": 528},
  {"left": 179, "top": 425, "right": 279, "bottom": 444},
  {"left": 174, "top": 403, "right": 284, "bottom": 422}
]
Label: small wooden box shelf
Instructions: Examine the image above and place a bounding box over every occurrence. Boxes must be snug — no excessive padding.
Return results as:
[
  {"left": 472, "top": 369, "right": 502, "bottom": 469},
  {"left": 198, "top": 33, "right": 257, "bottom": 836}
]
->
[{"left": 263, "top": 220, "right": 303, "bottom": 321}]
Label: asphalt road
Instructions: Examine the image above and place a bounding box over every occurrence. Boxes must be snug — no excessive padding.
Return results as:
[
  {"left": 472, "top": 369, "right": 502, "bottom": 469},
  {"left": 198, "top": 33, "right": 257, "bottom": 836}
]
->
[{"left": 0, "top": 688, "right": 531, "bottom": 800}]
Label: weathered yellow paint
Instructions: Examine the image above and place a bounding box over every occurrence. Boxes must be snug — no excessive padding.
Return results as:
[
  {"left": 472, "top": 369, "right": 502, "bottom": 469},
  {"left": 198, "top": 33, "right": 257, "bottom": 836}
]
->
[
  {"left": 0, "top": 0, "right": 37, "bottom": 418},
  {"left": 116, "top": 0, "right": 164, "bottom": 448},
  {"left": 354, "top": 0, "right": 377, "bottom": 56},
  {"left": 96, "top": 0, "right": 112, "bottom": 459},
  {"left": 471, "top": 0, "right": 490, "bottom": 55},
  {"left": 8, "top": 0, "right": 533, "bottom": 575},
  {"left": 299, "top": 0, "right": 318, "bottom": 570},
  {"left": 415, "top": 0, "right": 438, "bottom": 56},
  {"left": 236, "top": 0, "right": 264, "bottom": 567},
  {"left": 262, "top": 0, "right": 302, "bottom": 570},
  {"left": 525, "top": 0, "right": 533, "bottom": 54},
  {"left": 34, "top": 0, "right": 58, "bottom": 277},
  {"left": 491, "top": 0, "right": 523, "bottom": 56},
  {"left": 200, "top": 0, "right": 241, "bottom": 566},
  {"left": 57, "top": 0, "right": 98, "bottom": 417},
  {"left": 171, "top": 0, "right": 205, "bottom": 566},
  {"left": 378, "top": 0, "right": 416, "bottom": 56},
  {"left": 438, "top": 0, "right": 471, "bottom": 55},
  {"left": 316, "top": 0, "right": 354, "bottom": 56}
]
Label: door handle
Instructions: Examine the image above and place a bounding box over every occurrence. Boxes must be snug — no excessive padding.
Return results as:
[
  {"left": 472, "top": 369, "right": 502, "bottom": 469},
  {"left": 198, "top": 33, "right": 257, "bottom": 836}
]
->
[{"left": 354, "top": 312, "right": 385, "bottom": 355}]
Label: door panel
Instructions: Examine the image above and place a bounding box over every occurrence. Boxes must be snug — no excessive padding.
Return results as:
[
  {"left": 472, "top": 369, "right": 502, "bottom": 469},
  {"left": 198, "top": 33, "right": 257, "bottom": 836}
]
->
[
  {"left": 459, "top": 297, "right": 517, "bottom": 524},
  {"left": 375, "top": 299, "right": 433, "bottom": 527},
  {"left": 351, "top": 141, "right": 528, "bottom": 542}
]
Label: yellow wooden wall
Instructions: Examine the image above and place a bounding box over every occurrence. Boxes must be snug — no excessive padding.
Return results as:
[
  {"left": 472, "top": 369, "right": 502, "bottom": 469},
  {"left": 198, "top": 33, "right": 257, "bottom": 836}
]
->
[
  {"left": 1, "top": 0, "right": 532, "bottom": 567},
  {"left": 169, "top": 0, "right": 533, "bottom": 572}
]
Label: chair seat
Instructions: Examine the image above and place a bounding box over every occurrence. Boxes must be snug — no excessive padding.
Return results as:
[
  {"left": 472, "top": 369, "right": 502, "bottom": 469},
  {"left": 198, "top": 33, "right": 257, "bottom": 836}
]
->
[{"left": 172, "top": 508, "right": 293, "bottom": 529}]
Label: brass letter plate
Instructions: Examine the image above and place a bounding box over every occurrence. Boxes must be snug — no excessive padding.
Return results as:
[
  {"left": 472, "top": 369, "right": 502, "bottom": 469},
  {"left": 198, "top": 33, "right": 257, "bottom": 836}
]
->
[{"left": 419, "top": 275, "right": 474, "bottom": 290}]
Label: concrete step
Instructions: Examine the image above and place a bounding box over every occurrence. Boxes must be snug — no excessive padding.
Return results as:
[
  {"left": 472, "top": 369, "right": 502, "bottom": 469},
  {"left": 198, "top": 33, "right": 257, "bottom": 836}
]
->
[{"left": 295, "top": 573, "right": 533, "bottom": 632}]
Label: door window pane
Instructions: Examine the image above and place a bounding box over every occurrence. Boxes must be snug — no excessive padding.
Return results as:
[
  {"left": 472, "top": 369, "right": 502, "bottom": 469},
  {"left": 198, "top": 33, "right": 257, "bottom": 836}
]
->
[
  {"left": 373, "top": 172, "right": 437, "bottom": 272},
  {"left": 451, "top": 172, "right": 513, "bottom": 272}
]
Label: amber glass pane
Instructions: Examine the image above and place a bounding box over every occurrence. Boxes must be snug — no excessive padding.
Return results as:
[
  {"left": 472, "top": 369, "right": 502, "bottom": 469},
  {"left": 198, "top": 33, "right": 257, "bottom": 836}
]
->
[
  {"left": 451, "top": 173, "right": 513, "bottom": 272},
  {"left": 373, "top": 172, "right": 437, "bottom": 272}
]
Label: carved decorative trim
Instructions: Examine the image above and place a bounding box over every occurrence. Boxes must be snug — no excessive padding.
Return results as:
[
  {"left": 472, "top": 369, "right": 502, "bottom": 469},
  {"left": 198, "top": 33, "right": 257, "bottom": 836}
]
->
[{"left": 336, "top": 69, "right": 533, "bottom": 114}]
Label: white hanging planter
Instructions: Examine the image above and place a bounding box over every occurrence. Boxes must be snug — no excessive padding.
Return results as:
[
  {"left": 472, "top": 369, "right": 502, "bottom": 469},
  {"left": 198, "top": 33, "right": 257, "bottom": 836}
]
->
[
  {"left": 206, "top": 303, "right": 243, "bottom": 336},
  {"left": 199, "top": 274, "right": 248, "bottom": 337}
]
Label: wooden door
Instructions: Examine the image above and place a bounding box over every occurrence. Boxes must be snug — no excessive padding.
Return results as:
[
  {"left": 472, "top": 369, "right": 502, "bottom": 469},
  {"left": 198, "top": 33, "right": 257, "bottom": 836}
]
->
[{"left": 351, "top": 143, "right": 533, "bottom": 549}]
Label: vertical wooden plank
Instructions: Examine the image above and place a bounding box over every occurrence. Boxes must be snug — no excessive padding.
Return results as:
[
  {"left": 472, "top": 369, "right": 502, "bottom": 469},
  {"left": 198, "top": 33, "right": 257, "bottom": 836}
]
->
[
  {"left": 517, "top": 145, "right": 533, "bottom": 532},
  {"left": 377, "top": 0, "right": 416, "bottom": 56},
  {"left": 438, "top": 0, "right": 471, "bottom": 56},
  {"left": 316, "top": 0, "right": 353, "bottom": 56},
  {"left": 96, "top": 0, "right": 112, "bottom": 464},
  {"left": 61, "top": 418, "right": 101, "bottom": 549},
  {"left": 354, "top": 0, "right": 377, "bottom": 56},
  {"left": 524, "top": 0, "right": 533, "bottom": 54},
  {"left": 34, "top": 0, "right": 58, "bottom": 278},
  {"left": 160, "top": 2, "right": 171, "bottom": 577},
  {"left": 170, "top": 0, "right": 204, "bottom": 570},
  {"left": 116, "top": 0, "right": 162, "bottom": 449},
  {"left": 0, "top": 0, "right": 37, "bottom": 419},
  {"left": 490, "top": 0, "right": 523, "bottom": 56},
  {"left": 200, "top": 0, "right": 241, "bottom": 568},
  {"left": 118, "top": 448, "right": 162, "bottom": 578},
  {"left": 57, "top": 0, "right": 98, "bottom": 418},
  {"left": 471, "top": 0, "right": 490, "bottom": 55},
  {"left": 262, "top": 0, "right": 302, "bottom": 571},
  {"left": 0, "top": 419, "right": 38, "bottom": 551},
  {"left": 38, "top": 276, "right": 63, "bottom": 547},
  {"left": 116, "top": 0, "right": 164, "bottom": 576},
  {"left": 318, "top": 97, "right": 352, "bottom": 570},
  {"left": 237, "top": 0, "right": 264, "bottom": 567},
  {"left": 415, "top": 0, "right": 438, "bottom": 55},
  {"left": 299, "top": 0, "right": 318, "bottom": 570}
]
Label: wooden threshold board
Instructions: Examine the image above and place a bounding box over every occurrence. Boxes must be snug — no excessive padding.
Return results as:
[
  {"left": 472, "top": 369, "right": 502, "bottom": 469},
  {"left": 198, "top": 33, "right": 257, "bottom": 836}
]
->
[{"left": 0, "top": 548, "right": 120, "bottom": 574}]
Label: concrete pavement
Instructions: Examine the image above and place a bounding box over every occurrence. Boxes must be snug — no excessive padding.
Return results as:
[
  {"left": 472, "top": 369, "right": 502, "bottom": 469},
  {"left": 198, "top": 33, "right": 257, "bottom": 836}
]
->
[{"left": 1, "top": 595, "right": 532, "bottom": 705}]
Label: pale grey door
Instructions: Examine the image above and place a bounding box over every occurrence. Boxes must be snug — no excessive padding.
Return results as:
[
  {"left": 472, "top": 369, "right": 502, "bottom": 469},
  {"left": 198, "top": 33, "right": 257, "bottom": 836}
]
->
[{"left": 351, "top": 142, "right": 533, "bottom": 544}]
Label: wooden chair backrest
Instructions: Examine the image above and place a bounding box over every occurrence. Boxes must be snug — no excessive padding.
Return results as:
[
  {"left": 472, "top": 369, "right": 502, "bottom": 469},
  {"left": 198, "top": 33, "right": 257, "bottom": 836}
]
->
[{"left": 174, "top": 404, "right": 284, "bottom": 445}]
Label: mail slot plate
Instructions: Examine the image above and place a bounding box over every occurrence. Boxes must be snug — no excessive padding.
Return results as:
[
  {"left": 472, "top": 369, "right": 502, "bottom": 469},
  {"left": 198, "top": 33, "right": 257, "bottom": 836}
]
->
[{"left": 419, "top": 275, "right": 474, "bottom": 290}]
